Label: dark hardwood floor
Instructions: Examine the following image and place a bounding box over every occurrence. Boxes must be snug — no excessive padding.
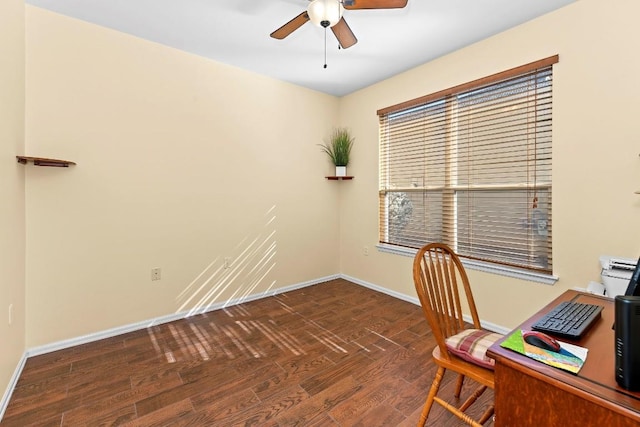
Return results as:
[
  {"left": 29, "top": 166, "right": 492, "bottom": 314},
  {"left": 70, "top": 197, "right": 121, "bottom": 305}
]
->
[{"left": 1, "top": 279, "right": 494, "bottom": 426}]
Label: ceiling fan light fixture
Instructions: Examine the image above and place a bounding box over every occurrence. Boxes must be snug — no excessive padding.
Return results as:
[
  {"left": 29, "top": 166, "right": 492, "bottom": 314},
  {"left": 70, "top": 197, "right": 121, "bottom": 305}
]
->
[{"left": 307, "top": 0, "right": 344, "bottom": 28}]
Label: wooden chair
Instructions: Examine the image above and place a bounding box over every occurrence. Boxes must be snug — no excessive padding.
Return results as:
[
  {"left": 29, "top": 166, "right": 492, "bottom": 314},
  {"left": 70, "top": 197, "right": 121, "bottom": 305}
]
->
[{"left": 413, "top": 243, "right": 502, "bottom": 427}]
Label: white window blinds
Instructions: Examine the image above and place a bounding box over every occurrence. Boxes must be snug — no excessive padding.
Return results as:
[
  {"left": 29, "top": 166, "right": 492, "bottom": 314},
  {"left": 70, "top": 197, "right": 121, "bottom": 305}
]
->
[{"left": 378, "top": 56, "right": 558, "bottom": 274}]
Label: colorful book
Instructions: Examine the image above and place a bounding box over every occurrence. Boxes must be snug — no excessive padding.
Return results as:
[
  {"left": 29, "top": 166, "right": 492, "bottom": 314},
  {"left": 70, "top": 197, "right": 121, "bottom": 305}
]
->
[{"left": 500, "top": 329, "right": 588, "bottom": 374}]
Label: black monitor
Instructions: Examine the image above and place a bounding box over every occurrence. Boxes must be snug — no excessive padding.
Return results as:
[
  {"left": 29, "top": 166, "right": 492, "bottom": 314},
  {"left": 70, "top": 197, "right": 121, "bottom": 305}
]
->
[
  {"left": 616, "top": 259, "right": 640, "bottom": 390},
  {"left": 624, "top": 257, "right": 640, "bottom": 296}
]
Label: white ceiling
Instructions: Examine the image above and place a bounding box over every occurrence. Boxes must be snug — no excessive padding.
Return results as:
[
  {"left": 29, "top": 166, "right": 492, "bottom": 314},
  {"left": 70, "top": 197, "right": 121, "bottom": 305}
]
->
[{"left": 25, "top": 0, "right": 575, "bottom": 97}]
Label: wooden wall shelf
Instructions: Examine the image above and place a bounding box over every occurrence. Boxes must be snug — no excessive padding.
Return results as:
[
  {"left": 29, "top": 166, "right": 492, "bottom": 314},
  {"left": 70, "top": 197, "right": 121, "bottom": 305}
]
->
[
  {"left": 17, "top": 156, "right": 76, "bottom": 167},
  {"left": 326, "top": 176, "right": 354, "bottom": 180}
]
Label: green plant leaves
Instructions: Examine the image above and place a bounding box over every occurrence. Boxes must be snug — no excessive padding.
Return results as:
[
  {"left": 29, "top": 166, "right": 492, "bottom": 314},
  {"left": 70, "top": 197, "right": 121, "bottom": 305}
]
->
[{"left": 318, "top": 128, "right": 354, "bottom": 166}]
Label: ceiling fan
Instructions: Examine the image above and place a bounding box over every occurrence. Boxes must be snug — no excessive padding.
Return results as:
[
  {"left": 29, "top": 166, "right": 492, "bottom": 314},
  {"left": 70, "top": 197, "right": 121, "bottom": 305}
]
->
[{"left": 270, "top": 0, "right": 408, "bottom": 49}]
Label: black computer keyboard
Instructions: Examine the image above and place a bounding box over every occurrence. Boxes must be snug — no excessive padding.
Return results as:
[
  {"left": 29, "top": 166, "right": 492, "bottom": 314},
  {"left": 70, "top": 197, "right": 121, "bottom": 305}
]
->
[{"left": 531, "top": 301, "right": 604, "bottom": 339}]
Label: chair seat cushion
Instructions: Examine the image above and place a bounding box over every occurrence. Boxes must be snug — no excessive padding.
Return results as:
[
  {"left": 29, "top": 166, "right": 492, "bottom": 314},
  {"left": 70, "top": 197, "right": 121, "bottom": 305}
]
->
[{"left": 445, "top": 329, "right": 503, "bottom": 370}]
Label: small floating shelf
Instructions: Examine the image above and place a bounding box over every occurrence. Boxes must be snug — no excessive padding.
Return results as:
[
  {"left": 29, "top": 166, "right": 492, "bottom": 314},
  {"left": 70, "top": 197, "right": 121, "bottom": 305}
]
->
[
  {"left": 17, "top": 156, "right": 76, "bottom": 167},
  {"left": 325, "top": 176, "right": 354, "bottom": 180}
]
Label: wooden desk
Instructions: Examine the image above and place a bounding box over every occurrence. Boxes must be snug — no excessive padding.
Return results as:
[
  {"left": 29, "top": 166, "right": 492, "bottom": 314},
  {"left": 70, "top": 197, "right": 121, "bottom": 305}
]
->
[{"left": 487, "top": 290, "right": 640, "bottom": 426}]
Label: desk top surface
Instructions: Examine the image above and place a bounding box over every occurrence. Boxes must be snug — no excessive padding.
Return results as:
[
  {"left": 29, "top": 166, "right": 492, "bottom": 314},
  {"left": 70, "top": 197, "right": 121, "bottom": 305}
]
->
[{"left": 488, "top": 290, "right": 640, "bottom": 417}]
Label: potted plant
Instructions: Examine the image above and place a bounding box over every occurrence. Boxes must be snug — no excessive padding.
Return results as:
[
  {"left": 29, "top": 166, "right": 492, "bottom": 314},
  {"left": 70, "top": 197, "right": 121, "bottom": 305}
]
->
[{"left": 319, "top": 128, "right": 354, "bottom": 177}]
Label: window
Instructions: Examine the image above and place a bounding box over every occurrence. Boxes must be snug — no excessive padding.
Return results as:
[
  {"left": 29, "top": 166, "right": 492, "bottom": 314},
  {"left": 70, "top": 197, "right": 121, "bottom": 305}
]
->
[{"left": 378, "top": 56, "right": 558, "bottom": 274}]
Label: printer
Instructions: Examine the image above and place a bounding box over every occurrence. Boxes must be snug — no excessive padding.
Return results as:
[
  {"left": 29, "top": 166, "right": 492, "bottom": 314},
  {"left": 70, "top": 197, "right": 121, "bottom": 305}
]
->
[{"left": 600, "top": 256, "right": 636, "bottom": 299}]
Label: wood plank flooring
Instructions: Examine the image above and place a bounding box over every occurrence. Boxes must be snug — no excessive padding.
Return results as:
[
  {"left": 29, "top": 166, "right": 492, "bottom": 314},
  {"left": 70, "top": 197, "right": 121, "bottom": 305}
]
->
[{"left": 1, "top": 279, "right": 494, "bottom": 426}]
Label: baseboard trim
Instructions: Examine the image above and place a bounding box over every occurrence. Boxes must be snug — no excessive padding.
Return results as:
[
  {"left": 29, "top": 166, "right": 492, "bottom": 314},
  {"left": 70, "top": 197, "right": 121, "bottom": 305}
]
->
[
  {"left": 341, "top": 274, "right": 421, "bottom": 305},
  {"left": 0, "top": 352, "right": 27, "bottom": 421}
]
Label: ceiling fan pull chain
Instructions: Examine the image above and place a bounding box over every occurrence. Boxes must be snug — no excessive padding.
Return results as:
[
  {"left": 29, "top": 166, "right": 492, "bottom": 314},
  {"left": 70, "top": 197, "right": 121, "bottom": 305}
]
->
[{"left": 323, "top": 26, "right": 328, "bottom": 69}]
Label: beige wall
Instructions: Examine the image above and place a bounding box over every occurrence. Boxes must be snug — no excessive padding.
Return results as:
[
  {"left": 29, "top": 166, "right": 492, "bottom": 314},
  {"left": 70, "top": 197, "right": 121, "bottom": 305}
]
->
[
  {"left": 340, "top": 0, "right": 640, "bottom": 328},
  {"left": 0, "top": 0, "right": 26, "bottom": 403},
  {"left": 24, "top": 7, "right": 341, "bottom": 347},
  {"left": 18, "top": 0, "right": 640, "bottom": 350}
]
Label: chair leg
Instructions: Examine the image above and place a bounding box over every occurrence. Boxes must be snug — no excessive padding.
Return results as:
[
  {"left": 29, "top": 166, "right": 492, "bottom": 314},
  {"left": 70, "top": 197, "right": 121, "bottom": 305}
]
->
[
  {"left": 454, "top": 374, "right": 465, "bottom": 398},
  {"left": 417, "top": 366, "right": 445, "bottom": 427}
]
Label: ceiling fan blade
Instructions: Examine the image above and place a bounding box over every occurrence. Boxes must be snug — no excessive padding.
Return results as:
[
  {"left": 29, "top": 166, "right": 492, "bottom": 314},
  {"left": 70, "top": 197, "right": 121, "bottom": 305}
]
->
[
  {"left": 344, "top": 0, "right": 408, "bottom": 9},
  {"left": 331, "top": 18, "right": 357, "bottom": 49},
  {"left": 270, "top": 12, "right": 310, "bottom": 40}
]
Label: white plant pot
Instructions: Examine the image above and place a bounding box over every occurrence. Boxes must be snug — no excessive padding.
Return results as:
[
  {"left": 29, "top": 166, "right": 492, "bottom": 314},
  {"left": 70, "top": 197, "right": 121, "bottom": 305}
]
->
[{"left": 335, "top": 166, "right": 347, "bottom": 177}]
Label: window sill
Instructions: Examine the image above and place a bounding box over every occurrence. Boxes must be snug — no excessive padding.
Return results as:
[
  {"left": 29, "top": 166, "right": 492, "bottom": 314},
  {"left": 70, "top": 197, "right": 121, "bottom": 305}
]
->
[{"left": 376, "top": 243, "right": 558, "bottom": 285}]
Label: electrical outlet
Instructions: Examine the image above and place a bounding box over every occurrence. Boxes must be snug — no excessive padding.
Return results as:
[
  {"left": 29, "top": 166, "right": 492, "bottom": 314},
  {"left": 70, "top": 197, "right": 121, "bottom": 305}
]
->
[
  {"left": 151, "top": 268, "right": 161, "bottom": 281},
  {"left": 363, "top": 246, "right": 369, "bottom": 256},
  {"left": 8, "top": 304, "right": 13, "bottom": 326},
  {"left": 224, "top": 257, "right": 231, "bottom": 269}
]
